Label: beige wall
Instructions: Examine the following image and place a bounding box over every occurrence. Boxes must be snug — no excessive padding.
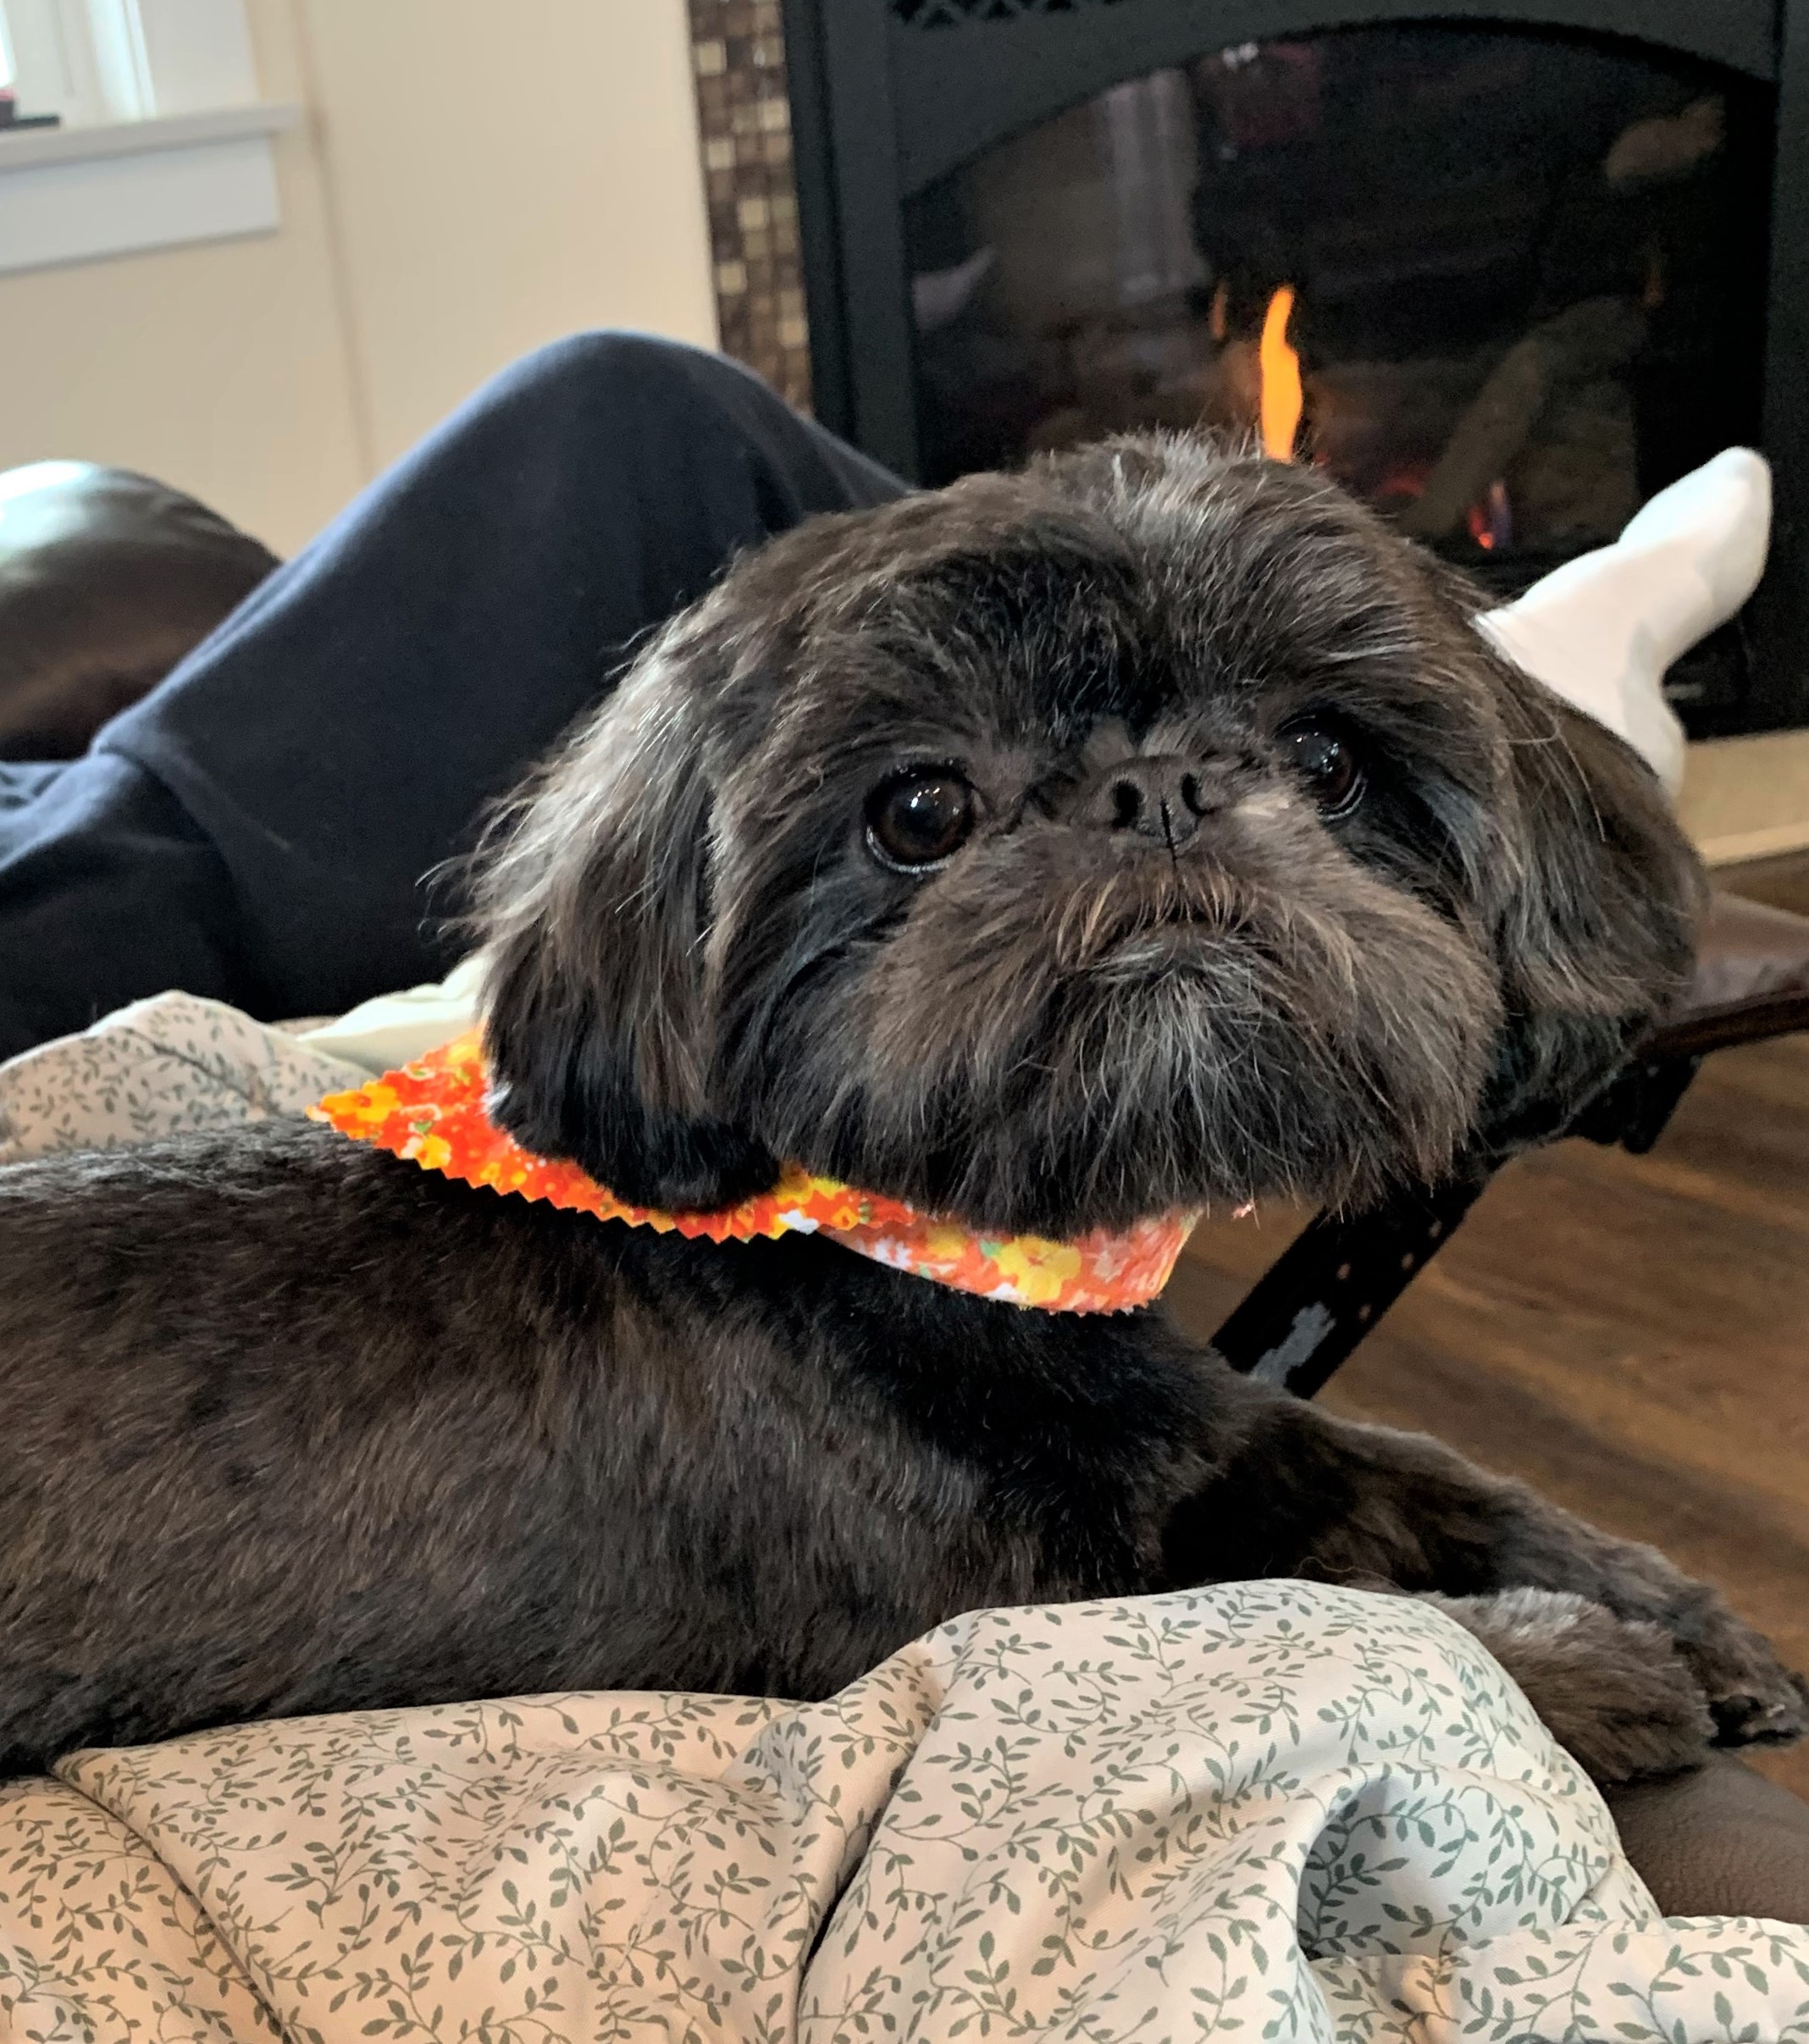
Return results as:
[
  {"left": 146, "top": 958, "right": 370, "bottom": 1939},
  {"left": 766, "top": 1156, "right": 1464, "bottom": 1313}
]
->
[
  {"left": 290, "top": 0, "right": 718, "bottom": 476},
  {"left": 0, "top": 0, "right": 716, "bottom": 555}
]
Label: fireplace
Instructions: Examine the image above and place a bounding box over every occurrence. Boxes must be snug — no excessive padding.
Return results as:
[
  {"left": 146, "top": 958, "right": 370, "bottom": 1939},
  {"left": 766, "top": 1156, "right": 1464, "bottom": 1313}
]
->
[{"left": 776, "top": 0, "right": 1809, "bottom": 735}]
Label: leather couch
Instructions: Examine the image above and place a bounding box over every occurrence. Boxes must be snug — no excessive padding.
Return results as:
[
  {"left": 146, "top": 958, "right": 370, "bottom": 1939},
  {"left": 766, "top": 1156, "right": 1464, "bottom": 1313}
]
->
[
  {"left": 2, "top": 459, "right": 1806, "bottom": 1920},
  {"left": 0, "top": 462, "right": 277, "bottom": 760}
]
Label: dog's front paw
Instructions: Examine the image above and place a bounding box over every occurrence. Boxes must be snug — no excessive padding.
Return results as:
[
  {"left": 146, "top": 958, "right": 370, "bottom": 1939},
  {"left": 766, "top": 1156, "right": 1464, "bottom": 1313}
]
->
[
  {"left": 1672, "top": 1602, "right": 1809, "bottom": 1749},
  {"left": 1430, "top": 1588, "right": 1717, "bottom": 1786}
]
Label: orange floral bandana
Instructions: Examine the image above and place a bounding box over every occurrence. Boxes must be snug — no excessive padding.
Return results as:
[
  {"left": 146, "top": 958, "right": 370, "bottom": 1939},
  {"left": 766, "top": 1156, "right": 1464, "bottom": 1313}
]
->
[{"left": 311, "top": 1036, "right": 1198, "bottom": 1314}]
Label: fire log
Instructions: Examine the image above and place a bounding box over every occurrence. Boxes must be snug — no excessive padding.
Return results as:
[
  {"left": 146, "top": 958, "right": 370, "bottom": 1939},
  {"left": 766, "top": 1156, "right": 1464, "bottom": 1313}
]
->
[{"left": 1397, "top": 296, "right": 1647, "bottom": 541}]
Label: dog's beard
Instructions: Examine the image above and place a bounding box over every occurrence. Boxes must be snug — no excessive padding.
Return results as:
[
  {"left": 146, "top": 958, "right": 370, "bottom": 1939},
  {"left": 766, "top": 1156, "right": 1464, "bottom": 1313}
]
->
[{"left": 732, "top": 804, "right": 1502, "bottom": 1237}]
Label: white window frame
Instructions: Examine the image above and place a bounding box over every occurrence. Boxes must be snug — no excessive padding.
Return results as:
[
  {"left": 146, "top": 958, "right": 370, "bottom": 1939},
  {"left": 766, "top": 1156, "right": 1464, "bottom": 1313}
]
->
[
  {"left": 0, "top": 0, "right": 299, "bottom": 275},
  {"left": 2, "top": 0, "right": 260, "bottom": 125}
]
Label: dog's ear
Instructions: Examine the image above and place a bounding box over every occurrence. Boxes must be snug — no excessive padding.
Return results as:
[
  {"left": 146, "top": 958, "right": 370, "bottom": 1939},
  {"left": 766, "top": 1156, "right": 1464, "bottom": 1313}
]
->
[
  {"left": 1480, "top": 662, "right": 1705, "bottom": 1149},
  {"left": 472, "top": 644, "right": 779, "bottom": 1211}
]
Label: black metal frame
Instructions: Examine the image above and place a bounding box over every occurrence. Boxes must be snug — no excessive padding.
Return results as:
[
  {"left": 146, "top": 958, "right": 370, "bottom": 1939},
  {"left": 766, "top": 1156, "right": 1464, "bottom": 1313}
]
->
[
  {"left": 780, "top": 0, "right": 1809, "bottom": 728},
  {"left": 1207, "top": 1048, "right": 1703, "bottom": 1397}
]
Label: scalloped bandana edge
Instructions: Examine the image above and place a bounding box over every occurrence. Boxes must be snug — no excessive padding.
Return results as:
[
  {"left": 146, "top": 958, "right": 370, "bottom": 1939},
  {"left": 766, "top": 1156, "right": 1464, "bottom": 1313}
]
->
[{"left": 311, "top": 1035, "right": 1198, "bottom": 1313}]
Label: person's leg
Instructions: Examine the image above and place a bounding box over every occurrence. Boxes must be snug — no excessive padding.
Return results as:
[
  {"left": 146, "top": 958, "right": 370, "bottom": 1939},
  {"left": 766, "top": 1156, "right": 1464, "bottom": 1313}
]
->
[{"left": 0, "top": 334, "right": 905, "bottom": 1061}]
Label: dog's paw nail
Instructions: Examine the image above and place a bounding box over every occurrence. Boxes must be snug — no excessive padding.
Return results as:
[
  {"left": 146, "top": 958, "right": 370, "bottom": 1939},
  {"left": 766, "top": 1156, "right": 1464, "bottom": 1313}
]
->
[
  {"left": 1710, "top": 1689, "right": 1809, "bottom": 1746},
  {"left": 1710, "top": 1692, "right": 1764, "bottom": 1735}
]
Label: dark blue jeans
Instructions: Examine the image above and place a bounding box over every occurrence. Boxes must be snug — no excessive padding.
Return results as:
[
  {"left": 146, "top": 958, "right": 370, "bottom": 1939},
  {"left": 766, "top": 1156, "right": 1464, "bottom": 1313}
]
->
[{"left": 0, "top": 336, "right": 904, "bottom": 1061}]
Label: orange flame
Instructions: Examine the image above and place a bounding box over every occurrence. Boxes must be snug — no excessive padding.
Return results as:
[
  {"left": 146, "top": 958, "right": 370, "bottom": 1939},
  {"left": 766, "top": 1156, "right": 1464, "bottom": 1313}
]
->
[
  {"left": 1259, "top": 285, "right": 1303, "bottom": 461},
  {"left": 1467, "top": 478, "right": 1512, "bottom": 553}
]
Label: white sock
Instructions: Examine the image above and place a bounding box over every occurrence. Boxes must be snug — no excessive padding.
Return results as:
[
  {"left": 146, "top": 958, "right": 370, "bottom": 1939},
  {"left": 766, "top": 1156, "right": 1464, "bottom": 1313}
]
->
[{"left": 1476, "top": 447, "right": 1771, "bottom": 798}]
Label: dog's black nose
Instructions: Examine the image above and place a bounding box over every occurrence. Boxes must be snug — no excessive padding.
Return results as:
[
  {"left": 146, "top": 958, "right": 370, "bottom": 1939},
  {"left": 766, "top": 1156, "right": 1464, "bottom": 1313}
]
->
[{"left": 1091, "top": 755, "right": 1213, "bottom": 850}]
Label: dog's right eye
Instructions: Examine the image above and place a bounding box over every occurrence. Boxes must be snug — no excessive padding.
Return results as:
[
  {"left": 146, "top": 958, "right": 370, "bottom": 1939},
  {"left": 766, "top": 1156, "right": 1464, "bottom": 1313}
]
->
[
  {"left": 1281, "top": 721, "right": 1366, "bottom": 820},
  {"left": 865, "top": 771, "right": 976, "bottom": 873}
]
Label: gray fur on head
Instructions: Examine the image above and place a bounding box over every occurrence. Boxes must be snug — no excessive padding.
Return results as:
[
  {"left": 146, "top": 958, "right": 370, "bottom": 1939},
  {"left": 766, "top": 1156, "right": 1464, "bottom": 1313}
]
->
[{"left": 476, "top": 434, "right": 1701, "bottom": 1232}]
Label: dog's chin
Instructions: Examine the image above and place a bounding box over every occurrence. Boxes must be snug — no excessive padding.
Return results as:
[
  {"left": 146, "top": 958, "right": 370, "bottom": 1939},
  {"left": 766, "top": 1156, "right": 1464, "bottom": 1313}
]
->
[{"left": 761, "top": 982, "right": 1486, "bottom": 1241}]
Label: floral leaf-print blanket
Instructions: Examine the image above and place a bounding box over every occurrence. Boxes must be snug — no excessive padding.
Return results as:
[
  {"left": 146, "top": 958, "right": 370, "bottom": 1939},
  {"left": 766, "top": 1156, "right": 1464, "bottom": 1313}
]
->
[
  {"left": 3, "top": 1582, "right": 1806, "bottom": 2043},
  {"left": 0, "top": 992, "right": 362, "bottom": 1167}
]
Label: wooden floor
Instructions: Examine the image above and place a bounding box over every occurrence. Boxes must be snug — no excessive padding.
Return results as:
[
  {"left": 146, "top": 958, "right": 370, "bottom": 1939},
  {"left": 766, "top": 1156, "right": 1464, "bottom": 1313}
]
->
[{"left": 1167, "top": 852, "right": 1809, "bottom": 1795}]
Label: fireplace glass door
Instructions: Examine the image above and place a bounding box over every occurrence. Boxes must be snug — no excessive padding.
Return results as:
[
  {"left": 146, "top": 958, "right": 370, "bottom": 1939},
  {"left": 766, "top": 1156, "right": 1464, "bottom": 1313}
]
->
[{"left": 903, "top": 26, "right": 1774, "bottom": 716}]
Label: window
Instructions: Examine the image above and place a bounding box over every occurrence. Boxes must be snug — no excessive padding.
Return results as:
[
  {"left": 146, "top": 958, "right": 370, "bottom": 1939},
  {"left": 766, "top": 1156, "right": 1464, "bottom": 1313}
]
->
[
  {"left": 0, "top": 0, "right": 258, "bottom": 127},
  {"left": 0, "top": 0, "right": 295, "bottom": 276}
]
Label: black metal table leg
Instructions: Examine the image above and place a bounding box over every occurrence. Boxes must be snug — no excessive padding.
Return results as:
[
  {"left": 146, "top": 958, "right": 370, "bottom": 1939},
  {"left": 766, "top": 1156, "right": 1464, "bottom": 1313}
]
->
[
  {"left": 1207, "top": 1052, "right": 1705, "bottom": 1399},
  {"left": 1205, "top": 1173, "right": 1489, "bottom": 1398}
]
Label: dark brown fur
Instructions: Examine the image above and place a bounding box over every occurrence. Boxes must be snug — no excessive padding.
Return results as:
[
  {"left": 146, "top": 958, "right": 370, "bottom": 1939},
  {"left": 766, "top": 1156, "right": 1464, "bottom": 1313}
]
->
[{"left": 0, "top": 435, "right": 1800, "bottom": 1782}]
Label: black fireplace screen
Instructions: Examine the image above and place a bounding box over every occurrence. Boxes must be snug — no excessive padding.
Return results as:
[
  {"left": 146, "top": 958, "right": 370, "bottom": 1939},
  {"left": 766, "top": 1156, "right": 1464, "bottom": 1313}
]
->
[{"left": 904, "top": 26, "right": 1774, "bottom": 626}]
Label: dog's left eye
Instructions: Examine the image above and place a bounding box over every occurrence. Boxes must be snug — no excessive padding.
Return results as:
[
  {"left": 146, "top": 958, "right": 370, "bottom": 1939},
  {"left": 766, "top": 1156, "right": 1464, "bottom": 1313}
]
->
[
  {"left": 866, "top": 771, "right": 977, "bottom": 872},
  {"left": 1282, "top": 723, "right": 1365, "bottom": 820}
]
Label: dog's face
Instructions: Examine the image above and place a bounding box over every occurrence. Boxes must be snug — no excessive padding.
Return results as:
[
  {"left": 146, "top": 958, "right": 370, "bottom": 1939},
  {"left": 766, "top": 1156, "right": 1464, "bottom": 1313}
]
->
[{"left": 477, "top": 436, "right": 1701, "bottom": 1235}]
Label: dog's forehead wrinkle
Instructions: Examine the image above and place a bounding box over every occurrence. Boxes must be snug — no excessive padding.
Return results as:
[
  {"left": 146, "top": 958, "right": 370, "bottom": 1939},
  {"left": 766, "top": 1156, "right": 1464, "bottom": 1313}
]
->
[{"left": 1073, "top": 718, "right": 1146, "bottom": 774}]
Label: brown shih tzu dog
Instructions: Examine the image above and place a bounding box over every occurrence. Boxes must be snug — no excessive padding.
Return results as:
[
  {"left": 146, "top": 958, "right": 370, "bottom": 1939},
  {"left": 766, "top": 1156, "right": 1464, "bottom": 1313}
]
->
[{"left": 0, "top": 436, "right": 1801, "bottom": 1785}]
